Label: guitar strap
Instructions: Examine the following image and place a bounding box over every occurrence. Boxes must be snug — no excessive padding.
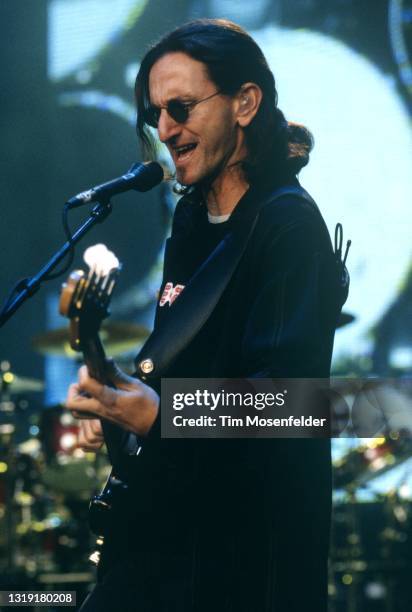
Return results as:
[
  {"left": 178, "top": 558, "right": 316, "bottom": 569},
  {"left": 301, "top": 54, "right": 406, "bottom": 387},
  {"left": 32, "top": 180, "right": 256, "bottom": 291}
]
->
[{"left": 134, "top": 185, "right": 315, "bottom": 381}]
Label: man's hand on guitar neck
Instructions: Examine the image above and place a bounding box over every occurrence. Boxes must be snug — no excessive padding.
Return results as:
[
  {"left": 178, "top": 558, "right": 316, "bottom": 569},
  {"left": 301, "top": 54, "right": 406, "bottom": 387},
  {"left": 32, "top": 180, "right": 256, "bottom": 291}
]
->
[{"left": 65, "top": 360, "right": 159, "bottom": 437}]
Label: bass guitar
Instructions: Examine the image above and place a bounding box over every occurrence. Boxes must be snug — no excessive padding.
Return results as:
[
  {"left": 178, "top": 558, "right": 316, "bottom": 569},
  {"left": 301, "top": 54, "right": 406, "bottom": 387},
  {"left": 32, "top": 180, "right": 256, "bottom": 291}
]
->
[{"left": 59, "top": 243, "right": 140, "bottom": 565}]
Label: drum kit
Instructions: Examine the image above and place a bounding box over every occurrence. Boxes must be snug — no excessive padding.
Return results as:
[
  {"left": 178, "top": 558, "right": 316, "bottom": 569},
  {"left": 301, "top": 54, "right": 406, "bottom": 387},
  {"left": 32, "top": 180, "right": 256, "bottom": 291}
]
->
[
  {"left": 330, "top": 433, "right": 412, "bottom": 610},
  {"left": 0, "top": 321, "right": 149, "bottom": 586}
]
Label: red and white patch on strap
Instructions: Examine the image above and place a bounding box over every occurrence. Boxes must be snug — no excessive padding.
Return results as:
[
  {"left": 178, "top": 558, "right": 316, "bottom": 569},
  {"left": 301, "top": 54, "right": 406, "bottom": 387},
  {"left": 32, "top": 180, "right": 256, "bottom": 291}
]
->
[{"left": 159, "top": 282, "right": 185, "bottom": 307}]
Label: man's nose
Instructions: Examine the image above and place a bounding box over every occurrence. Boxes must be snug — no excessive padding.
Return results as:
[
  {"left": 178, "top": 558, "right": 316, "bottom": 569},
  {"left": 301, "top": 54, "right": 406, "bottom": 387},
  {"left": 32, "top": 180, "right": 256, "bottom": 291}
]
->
[{"left": 157, "top": 109, "right": 182, "bottom": 143}]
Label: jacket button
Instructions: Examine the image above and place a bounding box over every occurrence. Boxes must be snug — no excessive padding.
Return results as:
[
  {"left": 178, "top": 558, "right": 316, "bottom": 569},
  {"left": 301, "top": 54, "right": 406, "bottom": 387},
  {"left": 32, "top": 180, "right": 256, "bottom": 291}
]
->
[{"left": 139, "top": 358, "right": 154, "bottom": 374}]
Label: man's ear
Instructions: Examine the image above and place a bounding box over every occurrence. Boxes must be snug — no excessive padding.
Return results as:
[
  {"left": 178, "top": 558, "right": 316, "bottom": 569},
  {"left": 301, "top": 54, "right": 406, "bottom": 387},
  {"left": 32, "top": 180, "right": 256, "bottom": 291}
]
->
[{"left": 235, "top": 82, "right": 263, "bottom": 127}]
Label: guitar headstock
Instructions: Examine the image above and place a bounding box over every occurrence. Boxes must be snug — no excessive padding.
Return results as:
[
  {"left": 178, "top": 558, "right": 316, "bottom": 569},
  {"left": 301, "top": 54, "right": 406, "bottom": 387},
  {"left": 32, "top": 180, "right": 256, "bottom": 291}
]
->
[{"left": 59, "top": 244, "right": 121, "bottom": 353}]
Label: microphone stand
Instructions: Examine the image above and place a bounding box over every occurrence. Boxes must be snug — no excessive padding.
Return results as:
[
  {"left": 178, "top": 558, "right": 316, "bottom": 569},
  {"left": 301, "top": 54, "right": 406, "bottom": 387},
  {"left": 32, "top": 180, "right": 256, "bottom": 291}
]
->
[{"left": 0, "top": 200, "right": 112, "bottom": 328}]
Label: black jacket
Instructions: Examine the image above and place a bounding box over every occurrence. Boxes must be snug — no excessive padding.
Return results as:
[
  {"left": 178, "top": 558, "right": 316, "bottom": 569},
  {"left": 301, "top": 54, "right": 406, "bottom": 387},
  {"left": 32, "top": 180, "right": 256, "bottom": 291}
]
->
[{"left": 103, "top": 180, "right": 348, "bottom": 612}]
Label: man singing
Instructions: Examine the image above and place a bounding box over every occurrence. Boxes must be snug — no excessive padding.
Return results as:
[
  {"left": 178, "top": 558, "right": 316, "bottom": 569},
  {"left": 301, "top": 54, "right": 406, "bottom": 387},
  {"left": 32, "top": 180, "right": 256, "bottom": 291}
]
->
[{"left": 67, "top": 18, "right": 348, "bottom": 611}]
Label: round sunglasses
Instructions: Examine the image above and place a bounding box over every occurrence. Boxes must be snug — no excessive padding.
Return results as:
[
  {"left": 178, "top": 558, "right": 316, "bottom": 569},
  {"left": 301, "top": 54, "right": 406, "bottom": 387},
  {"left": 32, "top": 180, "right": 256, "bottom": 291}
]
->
[{"left": 143, "top": 91, "right": 221, "bottom": 128}]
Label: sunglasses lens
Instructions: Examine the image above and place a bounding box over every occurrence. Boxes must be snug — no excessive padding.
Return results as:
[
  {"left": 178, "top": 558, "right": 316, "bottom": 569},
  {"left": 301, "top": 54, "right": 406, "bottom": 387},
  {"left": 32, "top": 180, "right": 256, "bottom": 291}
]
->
[
  {"left": 168, "top": 101, "right": 189, "bottom": 123},
  {"left": 143, "top": 101, "right": 190, "bottom": 127}
]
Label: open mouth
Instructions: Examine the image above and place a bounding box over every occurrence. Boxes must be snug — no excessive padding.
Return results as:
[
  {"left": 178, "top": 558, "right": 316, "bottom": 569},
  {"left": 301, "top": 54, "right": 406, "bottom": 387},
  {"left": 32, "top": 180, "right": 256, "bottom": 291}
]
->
[{"left": 173, "top": 143, "right": 198, "bottom": 162}]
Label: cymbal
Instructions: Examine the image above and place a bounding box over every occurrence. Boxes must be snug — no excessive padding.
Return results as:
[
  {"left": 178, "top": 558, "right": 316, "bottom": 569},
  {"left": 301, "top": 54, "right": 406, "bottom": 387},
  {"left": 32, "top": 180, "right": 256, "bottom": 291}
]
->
[
  {"left": 1, "top": 372, "right": 44, "bottom": 394},
  {"left": 32, "top": 321, "right": 150, "bottom": 358}
]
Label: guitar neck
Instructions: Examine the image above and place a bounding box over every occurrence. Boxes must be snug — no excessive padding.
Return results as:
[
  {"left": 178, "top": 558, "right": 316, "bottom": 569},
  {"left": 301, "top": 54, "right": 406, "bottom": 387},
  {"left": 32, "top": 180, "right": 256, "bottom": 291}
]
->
[
  {"left": 82, "top": 335, "right": 109, "bottom": 385},
  {"left": 82, "top": 335, "right": 125, "bottom": 469}
]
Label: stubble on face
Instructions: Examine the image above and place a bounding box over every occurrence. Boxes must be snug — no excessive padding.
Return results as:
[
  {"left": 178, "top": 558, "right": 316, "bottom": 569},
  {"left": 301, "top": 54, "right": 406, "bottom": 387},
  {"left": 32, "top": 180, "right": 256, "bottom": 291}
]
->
[{"left": 148, "top": 52, "right": 248, "bottom": 210}]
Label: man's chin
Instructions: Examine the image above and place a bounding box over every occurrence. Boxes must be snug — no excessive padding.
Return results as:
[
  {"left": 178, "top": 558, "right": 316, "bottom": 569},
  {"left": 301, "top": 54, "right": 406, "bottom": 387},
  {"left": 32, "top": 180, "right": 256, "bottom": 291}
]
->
[
  {"left": 175, "top": 164, "right": 219, "bottom": 189},
  {"left": 175, "top": 169, "right": 197, "bottom": 187}
]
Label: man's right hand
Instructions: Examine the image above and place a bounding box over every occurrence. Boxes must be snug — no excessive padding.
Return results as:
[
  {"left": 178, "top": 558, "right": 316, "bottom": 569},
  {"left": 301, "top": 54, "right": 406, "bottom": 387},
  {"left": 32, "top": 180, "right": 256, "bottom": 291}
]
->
[{"left": 77, "top": 418, "right": 104, "bottom": 452}]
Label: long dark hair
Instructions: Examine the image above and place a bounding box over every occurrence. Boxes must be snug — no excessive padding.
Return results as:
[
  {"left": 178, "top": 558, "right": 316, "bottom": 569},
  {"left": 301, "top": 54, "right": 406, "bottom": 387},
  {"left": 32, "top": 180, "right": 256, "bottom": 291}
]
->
[{"left": 135, "top": 18, "right": 313, "bottom": 186}]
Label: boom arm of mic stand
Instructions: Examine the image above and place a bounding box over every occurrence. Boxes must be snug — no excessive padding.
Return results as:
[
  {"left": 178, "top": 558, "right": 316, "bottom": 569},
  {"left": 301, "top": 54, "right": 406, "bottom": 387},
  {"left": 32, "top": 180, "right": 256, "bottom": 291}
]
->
[{"left": 0, "top": 201, "right": 113, "bottom": 328}]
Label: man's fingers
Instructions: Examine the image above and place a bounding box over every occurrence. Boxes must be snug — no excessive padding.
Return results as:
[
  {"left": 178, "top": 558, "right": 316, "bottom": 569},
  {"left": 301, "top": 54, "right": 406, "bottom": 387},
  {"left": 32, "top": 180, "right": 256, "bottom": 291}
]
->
[
  {"left": 66, "top": 391, "right": 103, "bottom": 418},
  {"left": 77, "top": 419, "right": 104, "bottom": 451},
  {"left": 82, "top": 418, "right": 103, "bottom": 442},
  {"left": 78, "top": 365, "right": 117, "bottom": 405},
  {"left": 90, "top": 419, "right": 103, "bottom": 437},
  {"left": 67, "top": 382, "right": 81, "bottom": 402}
]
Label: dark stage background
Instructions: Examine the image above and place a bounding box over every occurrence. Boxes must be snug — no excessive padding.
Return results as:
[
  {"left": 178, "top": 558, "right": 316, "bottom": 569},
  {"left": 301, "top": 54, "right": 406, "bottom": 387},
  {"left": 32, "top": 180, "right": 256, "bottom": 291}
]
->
[{"left": 1, "top": 1, "right": 412, "bottom": 610}]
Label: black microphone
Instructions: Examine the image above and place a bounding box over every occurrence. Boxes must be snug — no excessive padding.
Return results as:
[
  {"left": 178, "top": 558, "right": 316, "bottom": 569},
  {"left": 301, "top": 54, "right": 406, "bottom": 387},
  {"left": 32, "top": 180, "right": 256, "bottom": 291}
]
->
[{"left": 66, "top": 162, "right": 164, "bottom": 209}]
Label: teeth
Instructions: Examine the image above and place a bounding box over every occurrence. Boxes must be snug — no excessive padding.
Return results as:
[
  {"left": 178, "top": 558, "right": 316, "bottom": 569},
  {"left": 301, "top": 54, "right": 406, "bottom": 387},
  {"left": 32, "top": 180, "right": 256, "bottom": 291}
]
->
[{"left": 176, "top": 144, "right": 196, "bottom": 154}]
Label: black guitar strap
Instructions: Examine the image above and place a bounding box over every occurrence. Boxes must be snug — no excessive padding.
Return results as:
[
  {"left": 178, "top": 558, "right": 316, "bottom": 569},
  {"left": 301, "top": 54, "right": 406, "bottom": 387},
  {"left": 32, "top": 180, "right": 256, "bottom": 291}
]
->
[{"left": 134, "top": 185, "right": 315, "bottom": 381}]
